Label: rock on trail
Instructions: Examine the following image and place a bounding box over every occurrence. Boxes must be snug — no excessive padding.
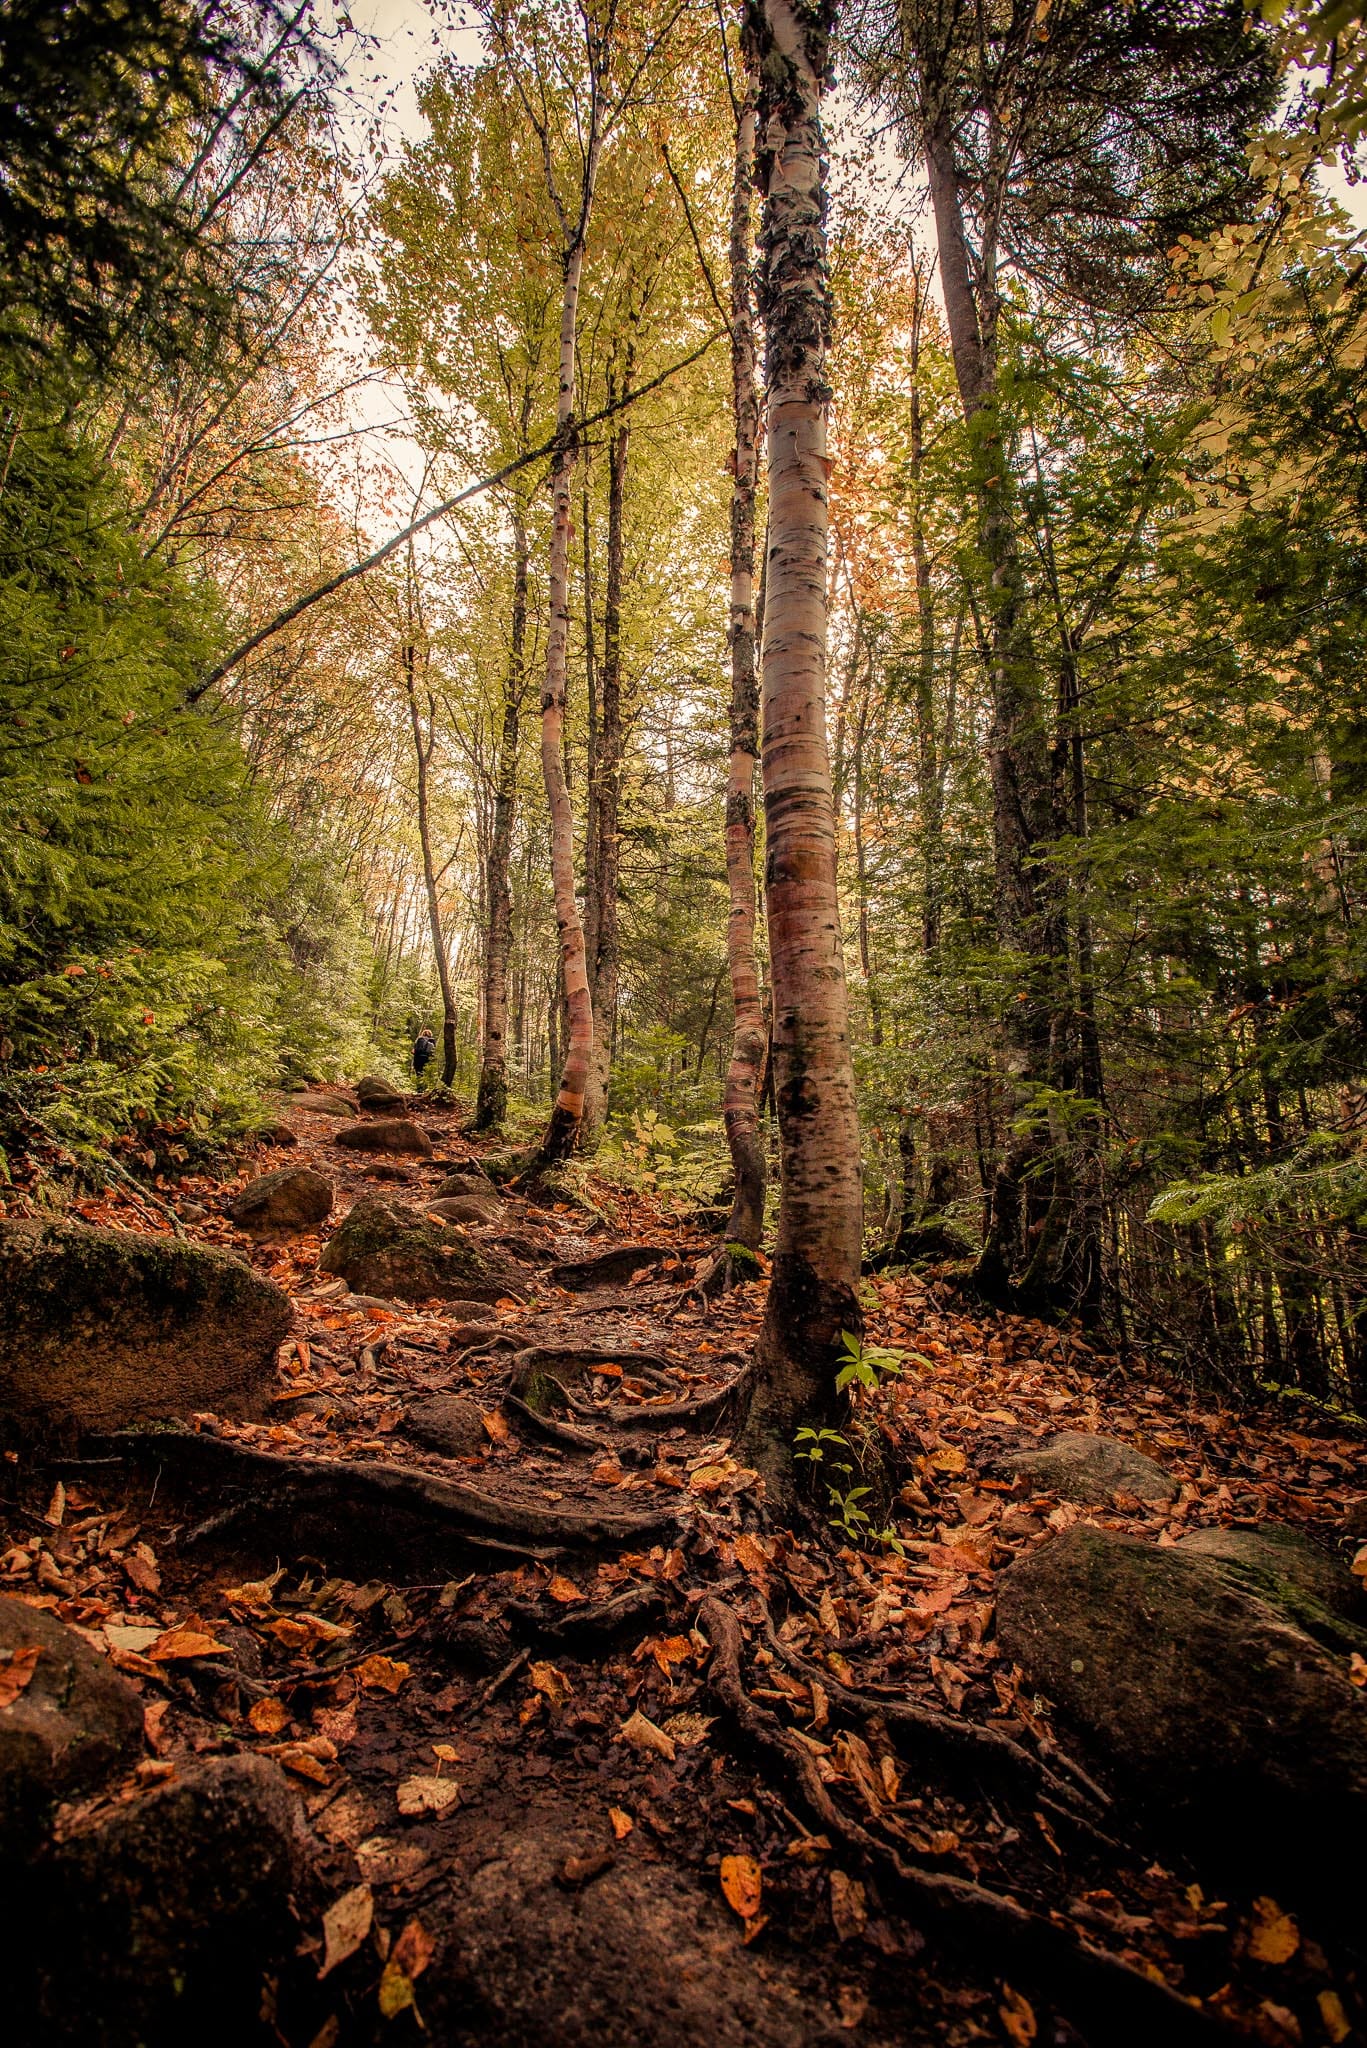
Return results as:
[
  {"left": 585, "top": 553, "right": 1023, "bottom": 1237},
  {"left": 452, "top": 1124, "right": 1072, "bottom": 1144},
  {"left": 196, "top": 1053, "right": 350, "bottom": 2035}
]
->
[
  {"left": 0, "top": 1219, "right": 291, "bottom": 1437},
  {"left": 333, "top": 1118, "right": 434, "bottom": 1158},
  {"left": 1000, "top": 1430, "right": 1178, "bottom": 1504},
  {"left": 996, "top": 1519, "right": 1367, "bottom": 1906},
  {"left": 317, "top": 1193, "right": 524, "bottom": 1303},
  {"left": 228, "top": 1163, "right": 334, "bottom": 1238}
]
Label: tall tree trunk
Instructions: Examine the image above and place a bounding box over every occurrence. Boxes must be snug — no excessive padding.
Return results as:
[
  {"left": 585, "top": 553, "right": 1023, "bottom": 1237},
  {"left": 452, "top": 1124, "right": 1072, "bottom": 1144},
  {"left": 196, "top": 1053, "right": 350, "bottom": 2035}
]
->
[
  {"left": 743, "top": 0, "right": 864, "bottom": 1483},
  {"left": 473, "top": 499, "right": 530, "bottom": 1131},
  {"left": 402, "top": 640, "right": 458, "bottom": 1088},
  {"left": 714, "top": 33, "right": 768, "bottom": 1276},
  {"left": 582, "top": 389, "right": 630, "bottom": 1147},
  {"left": 533, "top": 138, "right": 603, "bottom": 1168},
  {"left": 921, "top": 112, "right": 1064, "bottom": 1310}
]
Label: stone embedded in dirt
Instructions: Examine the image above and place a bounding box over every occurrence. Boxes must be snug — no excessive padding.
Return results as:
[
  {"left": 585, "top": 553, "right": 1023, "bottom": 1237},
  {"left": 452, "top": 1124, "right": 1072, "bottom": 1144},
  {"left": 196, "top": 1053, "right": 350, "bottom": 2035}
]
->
[
  {"left": 317, "top": 1194, "right": 524, "bottom": 1303},
  {"left": 34, "top": 1753, "right": 305, "bottom": 2042},
  {"left": 332, "top": 1118, "right": 433, "bottom": 1157},
  {"left": 995, "top": 1521, "right": 1367, "bottom": 1902},
  {"left": 405, "top": 1393, "right": 487, "bottom": 1457},
  {"left": 424, "top": 1193, "right": 501, "bottom": 1226},
  {"left": 259, "top": 1122, "right": 298, "bottom": 1148},
  {"left": 355, "top": 1072, "right": 407, "bottom": 1110},
  {"left": 0, "top": 1219, "right": 291, "bottom": 1437},
  {"left": 436, "top": 1163, "right": 495, "bottom": 1195},
  {"left": 549, "top": 1244, "right": 677, "bottom": 1291},
  {"left": 289, "top": 1091, "right": 358, "bottom": 1117},
  {"left": 1176, "top": 1523, "right": 1367, "bottom": 1659},
  {"left": 365, "top": 1161, "right": 416, "bottom": 1184},
  {"left": 0, "top": 1597, "right": 143, "bottom": 1857},
  {"left": 1001, "top": 1430, "right": 1178, "bottom": 1505},
  {"left": 227, "top": 1164, "right": 333, "bottom": 1238}
]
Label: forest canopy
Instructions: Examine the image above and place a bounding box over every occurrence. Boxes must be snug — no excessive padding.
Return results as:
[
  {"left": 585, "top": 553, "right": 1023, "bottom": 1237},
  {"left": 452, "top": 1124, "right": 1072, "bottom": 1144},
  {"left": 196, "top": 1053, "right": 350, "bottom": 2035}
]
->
[{"left": 1, "top": 0, "right": 1365, "bottom": 1418}]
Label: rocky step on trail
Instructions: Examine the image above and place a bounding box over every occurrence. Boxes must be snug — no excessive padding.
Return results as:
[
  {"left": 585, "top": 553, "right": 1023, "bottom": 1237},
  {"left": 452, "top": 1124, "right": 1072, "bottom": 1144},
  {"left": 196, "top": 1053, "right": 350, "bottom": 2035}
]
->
[{"left": 0, "top": 1091, "right": 1364, "bottom": 2046}]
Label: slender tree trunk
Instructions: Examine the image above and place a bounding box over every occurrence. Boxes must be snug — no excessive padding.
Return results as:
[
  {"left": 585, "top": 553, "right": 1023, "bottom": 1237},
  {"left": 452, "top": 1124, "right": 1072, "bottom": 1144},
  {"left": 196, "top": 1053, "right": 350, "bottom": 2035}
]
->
[
  {"left": 473, "top": 500, "right": 530, "bottom": 1131},
  {"left": 713, "top": 34, "right": 767, "bottom": 1277},
  {"left": 743, "top": 0, "right": 864, "bottom": 1483},
  {"left": 533, "top": 140, "right": 603, "bottom": 1167},
  {"left": 921, "top": 112, "right": 1063, "bottom": 1310},
  {"left": 582, "top": 391, "right": 630, "bottom": 1147},
  {"left": 403, "top": 642, "right": 458, "bottom": 1088}
]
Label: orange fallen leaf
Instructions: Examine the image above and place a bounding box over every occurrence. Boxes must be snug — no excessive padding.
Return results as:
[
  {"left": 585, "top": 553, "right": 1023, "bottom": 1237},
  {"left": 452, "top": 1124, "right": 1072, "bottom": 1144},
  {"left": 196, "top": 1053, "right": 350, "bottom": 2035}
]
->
[
  {"left": 319, "top": 1884, "right": 373, "bottom": 1978},
  {"left": 608, "top": 1806, "right": 634, "bottom": 1840},
  {"left": 392, "top": 1918, "right": 435, "bottom": 1980},
  {"left": 147, "top": 1627, "right": 227, "bottom": 1662},
  {"left": 396, "top": 1775, "right": 459, "bottom": 1816},
  {"left": 529, "top": 1661, "right": 572, "bottom": 1711},
  {"left": 999, "top": 1983, "right": 1037, "bottom": 2045},
  {"left": 481, "top": 1409, "right": 509, "bottom": 1444},
  {"left": 0, "top": 1645, "right": 41, "bottom": 1708},
  {"left": 720, "top": 1853, "right": 762, "bottom": 1920},
  {"left": 546, "top": 1575, "right": 585, "bottom": 1604},
  {"left": 618, "top": 1708, "right": 675, "bottom": 1760},
  {"left": 355, "top": 1655, "right": 410, "bottom": 1695},
  {"left": 249, "top": 1696, "right": 290, "bottom": 1736},
  {"left": 829, "top": 1868, "right": 866, "bottom": 1941},
  {"left": 1318, "top": 1990, "right": 1351, "bottom": 2044},
  {"left": 1248, "top": 1896, "right": 1299, "bottom": 1965}
]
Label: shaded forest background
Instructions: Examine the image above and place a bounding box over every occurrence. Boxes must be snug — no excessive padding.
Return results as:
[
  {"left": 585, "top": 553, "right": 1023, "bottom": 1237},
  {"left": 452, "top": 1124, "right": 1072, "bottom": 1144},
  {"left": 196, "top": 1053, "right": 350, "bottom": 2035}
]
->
[{"left": 3, "top": 0, "right": 1367, "bottom": 1409}]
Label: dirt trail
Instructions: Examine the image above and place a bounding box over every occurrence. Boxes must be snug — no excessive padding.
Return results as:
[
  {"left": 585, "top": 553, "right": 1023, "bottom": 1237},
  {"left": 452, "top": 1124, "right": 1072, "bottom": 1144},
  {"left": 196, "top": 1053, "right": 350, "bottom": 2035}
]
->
[{"left": 5, "top": 1096, "right": 1366, "bottom": 2046}]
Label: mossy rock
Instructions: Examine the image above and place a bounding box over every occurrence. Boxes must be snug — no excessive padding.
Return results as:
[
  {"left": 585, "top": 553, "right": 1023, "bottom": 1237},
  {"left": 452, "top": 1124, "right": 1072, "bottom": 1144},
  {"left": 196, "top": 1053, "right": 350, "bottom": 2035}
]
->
[
  {"left": 1177, "top": 1523, "right": 1367, "bottom": 1660},
  {"left": 996, "top": 1521, "right": 1367, "bottom": 1909},
  {"left": 318, "top": 1195, "right": 524, "bottom": 1304},
  {"left": 0, "top": 1220, "right": 290, "bottom": 1439},
  {"left": 0, "top": 1597, "right": 143, "bottom": 1859},
  {"left": 1003, "top": 1430, "right": 1178, "bottom": 1506}
]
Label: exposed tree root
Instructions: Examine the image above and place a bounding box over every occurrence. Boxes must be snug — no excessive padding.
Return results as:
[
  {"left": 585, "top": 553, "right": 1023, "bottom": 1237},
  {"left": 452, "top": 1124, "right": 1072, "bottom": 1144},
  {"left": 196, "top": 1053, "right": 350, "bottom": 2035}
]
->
[
  {"left": 98, "top": 1429, "right": 683, "bottom": 1567},
  {"left": 548, "top": 1244, "right": 681, "bottom": 1290},
  {"left": 566, "top": 1372, "right": 753, "bottom": 1434},
  {"left": 500, "top": 1391, "right": 613, "bottom": 1456},
  {"left": 699, "top": 1597, "right": 1231, "bottom": 2048},
  {"left": 506, "top": 1344, "right": 753, "bottom": 1436},
  {"left": 760, "top": 1612, "right": 1108, "bottom": 1820},
  {"left": 502, "top": 1581, "right": 669, "bottom": 1649}
]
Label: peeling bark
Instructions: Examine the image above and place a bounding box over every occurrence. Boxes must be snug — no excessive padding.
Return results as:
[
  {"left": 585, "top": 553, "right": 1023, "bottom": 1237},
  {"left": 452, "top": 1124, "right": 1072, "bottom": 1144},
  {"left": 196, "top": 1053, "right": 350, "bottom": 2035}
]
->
[{"left": 743, "top": 0, "right": 864, "bottom": 1481}]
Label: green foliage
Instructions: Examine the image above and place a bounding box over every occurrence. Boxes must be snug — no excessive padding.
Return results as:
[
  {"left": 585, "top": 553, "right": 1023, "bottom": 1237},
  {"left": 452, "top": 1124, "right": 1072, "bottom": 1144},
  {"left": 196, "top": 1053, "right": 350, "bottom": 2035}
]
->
[
  {"left": 0, "top": 384, "right": 371, "bottom": 1158},
  {"left": 592, "top": 1106, "right": 728, "bottom": 1207}
]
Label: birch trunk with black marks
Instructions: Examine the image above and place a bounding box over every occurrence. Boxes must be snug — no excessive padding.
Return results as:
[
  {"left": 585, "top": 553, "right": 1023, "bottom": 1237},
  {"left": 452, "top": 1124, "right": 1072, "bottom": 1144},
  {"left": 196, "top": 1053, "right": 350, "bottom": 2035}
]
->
[{"left": 743, "top": 0, "right": 864, "bottom": 1484}]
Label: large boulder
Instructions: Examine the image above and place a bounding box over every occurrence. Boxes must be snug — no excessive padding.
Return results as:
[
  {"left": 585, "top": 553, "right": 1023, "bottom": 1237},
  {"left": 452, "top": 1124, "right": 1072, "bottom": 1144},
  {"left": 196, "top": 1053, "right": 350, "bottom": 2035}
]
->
[
  {"left": 996, "top": 1522, "right": 1367, "bottom": 1903},
  {"left": 34, "top": 1753, "right": 305, "bottom": 2043},
  {"left": 317, "top": 1195, "right": 523, "bottom": 1303},
  {"left": 0, "top": 1221, "right": 291, "bottom": 1437},
  {"left": 333, "top": 1118, "right": 433, "bottom": 1158},
  {"left": 228, "top": 1165, "right": 333, "bottom": 1239},
  {"left": 355, "top": 1073, "right": 407, "bottom": 1111},
  {"left": 0, "top": 1597, "right": 143, "bottom": 1857},
  {"left": 289, "top": 1091, "right": 357, "bottom": 1117},
  {"left": 1001, "top": 1430, "right": 1178, "bottom": 1505},
  {"left": 1176, "top": 1522, "right": 1367, "bottom": 1660}
]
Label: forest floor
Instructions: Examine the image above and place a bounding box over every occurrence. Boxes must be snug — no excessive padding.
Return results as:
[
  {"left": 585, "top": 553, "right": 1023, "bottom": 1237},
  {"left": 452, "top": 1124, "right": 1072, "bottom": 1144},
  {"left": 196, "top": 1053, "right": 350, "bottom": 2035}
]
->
[{"left": 5, "top": 1095, "right": 1366, "bottom": 2047}]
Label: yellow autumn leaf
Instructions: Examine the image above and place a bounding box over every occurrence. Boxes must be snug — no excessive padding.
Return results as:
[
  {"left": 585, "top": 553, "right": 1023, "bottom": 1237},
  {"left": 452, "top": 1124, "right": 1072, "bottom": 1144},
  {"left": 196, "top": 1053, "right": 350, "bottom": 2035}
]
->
[
  {"left": 999, "top": 1983, "right": 1037, "bottom": 2045},
  {"left": 1247, "top": 1896, "right": 1299, "bottom": 1965},
  {"left": 720, "top": 1853, "right": 762, "bottom": 1919}
]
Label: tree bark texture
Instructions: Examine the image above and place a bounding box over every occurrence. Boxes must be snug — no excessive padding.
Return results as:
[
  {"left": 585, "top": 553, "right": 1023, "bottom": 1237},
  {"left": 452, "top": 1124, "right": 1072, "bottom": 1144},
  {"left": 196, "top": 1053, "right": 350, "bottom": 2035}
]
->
[
  {"left": 921, "top": 113, "right": 1067, "bottom": 1310},
  {"left": 403, "top": 639, "right": 458, "bottom": 1088},
  {"left": 473, "top": 500, "right": 530, "bottom": 1131},
  {"left": 582, "top": 393, "right": 630, "bottom": 1147},
  {"left": 535, "top": 151, "right": 602, "bottom": 1166},
  {"left": 719, "top": 40, "right": 768, "bottom": 1264},
  {"left": 745, "top": 0, "right": 864, "bottom": 1470}
]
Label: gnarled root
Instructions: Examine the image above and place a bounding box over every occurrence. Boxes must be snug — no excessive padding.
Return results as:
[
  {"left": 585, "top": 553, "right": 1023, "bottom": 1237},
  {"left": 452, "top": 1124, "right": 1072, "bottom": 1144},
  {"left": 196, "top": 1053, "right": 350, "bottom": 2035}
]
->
[{"left": 698, "top": 1597, "right": 1229, "bottom": 2048}]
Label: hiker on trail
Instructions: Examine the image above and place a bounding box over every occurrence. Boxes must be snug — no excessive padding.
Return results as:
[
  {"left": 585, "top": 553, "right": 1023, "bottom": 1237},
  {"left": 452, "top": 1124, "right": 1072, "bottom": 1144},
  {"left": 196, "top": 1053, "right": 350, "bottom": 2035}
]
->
[{"left": 412, "top": 1027, "right": 436, "bottom": 1083}]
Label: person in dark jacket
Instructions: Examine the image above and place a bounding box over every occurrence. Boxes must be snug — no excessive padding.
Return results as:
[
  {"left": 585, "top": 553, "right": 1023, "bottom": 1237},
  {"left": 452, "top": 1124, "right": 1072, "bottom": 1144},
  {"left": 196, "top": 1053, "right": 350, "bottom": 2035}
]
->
[{"left": 412, "top": 1027, "right": 436, "bottom": 1082}]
